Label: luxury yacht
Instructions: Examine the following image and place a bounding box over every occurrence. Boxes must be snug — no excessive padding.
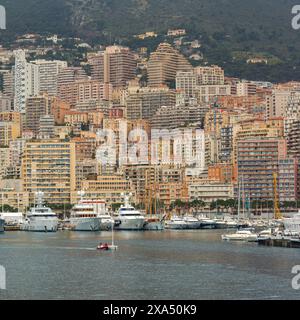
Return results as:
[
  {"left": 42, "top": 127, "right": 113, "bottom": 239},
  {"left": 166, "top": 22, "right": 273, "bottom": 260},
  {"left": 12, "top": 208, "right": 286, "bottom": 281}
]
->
[
  {"left": 22, "top": 192, "right": 58, "bottom": 232},
  {"left": 69, "top": 191, "right": 100, "bottom": 231},
  {"left": 113, "top": 195, "right": 145, "bottom": 230},
  {"left": 80, "top": 199, "right": 113, "bottom": 231}
]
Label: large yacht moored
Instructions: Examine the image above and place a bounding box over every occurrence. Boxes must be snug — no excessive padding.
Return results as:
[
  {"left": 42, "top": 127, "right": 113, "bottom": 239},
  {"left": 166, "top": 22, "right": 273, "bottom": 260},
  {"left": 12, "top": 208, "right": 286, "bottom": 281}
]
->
[
  {"left": 69, "top": 191, "right": 101, "bottom": 231},
  {"left": 113, "top": 194, "right": 145, "bottom": 230},
  {"left": 80, "top": 199, "right": 114, "bottom": 230},
  {"left": 22, "top": 192, "right": 58, "bottom": 232}
]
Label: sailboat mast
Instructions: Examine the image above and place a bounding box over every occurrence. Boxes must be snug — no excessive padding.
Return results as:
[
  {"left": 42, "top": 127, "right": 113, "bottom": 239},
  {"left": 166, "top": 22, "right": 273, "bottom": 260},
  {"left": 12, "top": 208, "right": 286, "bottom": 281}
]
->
[
  {"left": 111, "top": 220, "right": 114, "bottom": 246},
  {"left": 237, "top": 178, "right": 241, "bottom": 221},
  {"left": 242, "top": 175, "right": 245, "bottom": 219}
]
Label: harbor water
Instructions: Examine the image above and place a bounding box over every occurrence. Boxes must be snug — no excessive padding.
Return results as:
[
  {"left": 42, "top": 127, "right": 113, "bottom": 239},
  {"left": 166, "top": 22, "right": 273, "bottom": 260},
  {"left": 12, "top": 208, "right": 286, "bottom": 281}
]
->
[{"left": 0, "top": 230, "right": 300, "bottom": 300}]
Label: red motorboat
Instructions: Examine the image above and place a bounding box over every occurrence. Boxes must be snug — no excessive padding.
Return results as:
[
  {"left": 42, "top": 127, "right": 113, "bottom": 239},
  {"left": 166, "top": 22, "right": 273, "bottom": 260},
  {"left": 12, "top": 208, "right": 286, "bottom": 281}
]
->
[{"left": 97, "top": 243, "right": 109, "bottom": 251}]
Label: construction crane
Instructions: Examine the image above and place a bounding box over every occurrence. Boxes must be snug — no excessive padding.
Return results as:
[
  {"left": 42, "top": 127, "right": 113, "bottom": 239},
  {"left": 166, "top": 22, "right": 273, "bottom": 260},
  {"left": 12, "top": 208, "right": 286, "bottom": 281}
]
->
[
  {"left": 212, "top": 97, "right": 219, "bottom": 164},
  {"left": 273, "top": 172, "right": 282, "bottom": 220}
]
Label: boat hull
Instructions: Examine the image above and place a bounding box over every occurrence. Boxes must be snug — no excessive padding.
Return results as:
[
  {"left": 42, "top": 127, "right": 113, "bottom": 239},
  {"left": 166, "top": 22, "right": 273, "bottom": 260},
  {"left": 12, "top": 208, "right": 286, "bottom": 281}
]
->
[
  {"left": 0, "top": 219, "right": 4, "bottom": 232},
  {"left": 100, "top": 221, "right": 113, "bottom": 231},
  {"left": 185, "top": 222, "right": 201, "bottom": 229},
  {"left": 70, "top": 217, "right": 101, "bottom": 231},
  {"left": 144, "top": 221, "right": 165, "bottom": 231},
  {"left": 222, "top": 235, "right": 257, "bottom": 241},
  {"left": 200, "top": 222, "right": 216, "bottom": 229},
  {"left": 22, "top": 218, "right": 58, "bottom": 232},
  {"left": 114, "top": 217, "right": 145, "bottom": 230},
  {"left": 215, "top": 222, "right": 228, "bottom": 229},
  {"left": 165, "top": 222, "right": 187, "bottom": 230},
  {"left": 224, "top": 223, "right": 238, "bottom": 229}
]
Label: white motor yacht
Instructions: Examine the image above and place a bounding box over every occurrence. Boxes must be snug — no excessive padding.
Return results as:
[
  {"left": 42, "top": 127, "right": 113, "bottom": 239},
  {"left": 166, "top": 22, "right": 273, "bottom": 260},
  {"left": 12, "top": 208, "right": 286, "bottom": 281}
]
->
[
  {"left": 222, "top": 230, "right": 258, "bottom": 242},
  {"left": 69, "top": 191, "right": 101, "bottom": 231},
  {"left": 22, "top": 192, "right": 58, "bottom": 232},
  {"left": 113, "top": 194, "right": 145, "bottom": 230},
  {"left": 165, "top": 216, "right": 188, "bottom": 230},
  {"left": 197, "top": 215, "right": 216, "bottom": 229},
  {"left": 257, "top": 228, "right": 277, "bottom": 240},
  {"left": 80, "top": 199, "right": 113, "bottom": 230},
  {"left": 183, "top": 215, "right": 201, "bottom": 229}
]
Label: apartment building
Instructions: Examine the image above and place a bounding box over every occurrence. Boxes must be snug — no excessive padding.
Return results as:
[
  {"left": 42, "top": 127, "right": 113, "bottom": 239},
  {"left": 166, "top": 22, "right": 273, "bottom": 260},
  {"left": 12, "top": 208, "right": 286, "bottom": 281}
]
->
[
  {"left": 21, "top": 140, "right": 76, "bottom": 204},
  {"left": 58, "top": 79, "right": 112, "bottom": 107},
  {"left": 74, "top": 174, "right": 133, "bottom": 205},
  {"left": 24, "top": 95, "right": 51, "bottom": 136},
  {"left": 151, "top": 101, "right": 206, "bottom": 129},
  {"left": 189, "top": 180, "right": 234, "bottom": 202},
  {"left": 14, "top": 50, "right": 39, "bottom": 113},
  {"left": 89, "top": 45, "right": 136, "bottom": 88},
  {"left": 147, "top": 43, "right": 192, "bottom": 87},
  {"left": 125, "top": 85, "right": 176, "bottom": 120},
  {"left": 195, "top": 84, "right": 231, "bottom": 103},
  {"left": 176, "top": 71, "right": 197, "bottom": 98},
  {"left": 194, "top": 65, "right": 225, "bottom": 85},
  {"left": 236, "top": 138, "right": 297, "bottom": 201},
  {"left": 33, "top": 59, "right": 67, "bottom": 96}
]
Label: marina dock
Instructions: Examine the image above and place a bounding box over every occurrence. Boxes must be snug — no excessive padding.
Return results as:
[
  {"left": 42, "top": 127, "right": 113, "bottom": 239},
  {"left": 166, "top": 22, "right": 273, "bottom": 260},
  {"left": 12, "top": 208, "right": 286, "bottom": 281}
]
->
[{"left": 258, "top": 237, "right": 300, "bottom": 248}]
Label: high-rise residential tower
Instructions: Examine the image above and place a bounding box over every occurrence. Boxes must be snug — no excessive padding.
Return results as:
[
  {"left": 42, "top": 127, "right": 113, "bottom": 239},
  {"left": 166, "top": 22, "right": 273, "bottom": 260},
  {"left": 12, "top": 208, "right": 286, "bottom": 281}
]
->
[
  {"left": 89, "top": 45, "right": 136, "bottom": 89},
  {"left": 34, "top": 59, "right": 68, "bottom": 96},
  {"left": 13, "top": 50, "right": 39, "bottom": 113}
]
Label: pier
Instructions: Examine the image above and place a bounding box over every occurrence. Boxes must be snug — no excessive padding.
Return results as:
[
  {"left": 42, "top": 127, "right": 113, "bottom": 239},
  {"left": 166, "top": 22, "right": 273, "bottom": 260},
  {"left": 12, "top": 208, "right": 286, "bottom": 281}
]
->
[{"left": 258, "top": 237, "right": 300, "bottom": 248}]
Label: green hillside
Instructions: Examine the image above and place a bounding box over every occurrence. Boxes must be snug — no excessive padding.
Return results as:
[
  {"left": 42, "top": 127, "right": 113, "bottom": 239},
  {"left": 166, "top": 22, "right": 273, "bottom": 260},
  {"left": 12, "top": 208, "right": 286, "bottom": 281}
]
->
[{"left": 1, "top": 0, "right": 300, "bottom": 81}]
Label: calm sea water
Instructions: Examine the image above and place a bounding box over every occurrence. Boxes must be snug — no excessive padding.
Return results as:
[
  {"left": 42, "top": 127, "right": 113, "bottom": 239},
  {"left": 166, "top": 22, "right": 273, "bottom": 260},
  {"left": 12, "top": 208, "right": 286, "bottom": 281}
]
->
[{"left": 0, "top": 230, "right": 300, "bottom": 300}]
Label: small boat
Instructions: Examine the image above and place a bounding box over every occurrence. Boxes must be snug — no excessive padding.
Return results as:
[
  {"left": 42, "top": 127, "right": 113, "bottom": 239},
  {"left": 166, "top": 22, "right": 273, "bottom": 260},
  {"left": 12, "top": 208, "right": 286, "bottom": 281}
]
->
[
  {"left": 224, "top": 219, "right": 238, "bottom": 229},
  {"left": 222, "top": 230, "right": 258, "bottom": 242},
  {"left": 237, "top": 220, "right": 252, "bottom": 229},
  {"left": 165, "top": 216, "right": 187, "bottom": 229},
  {"left": 214, "top": 219, "right": 228, "bottom": 229},
  {"left": 257, "top": 228, "right": 277, "bottom": 240},
  {"left": 183, "top": 215, "right": 201, "bottom": 229},
  {"left": 197, "top": 215, "right": 216, "bottom": 229},
  {"left": 97, "top": 243, "right": 109, "bottom": 251},
  {"left": 251, "top": 220, "right": 269, "bottom": 229},
  {"left": 97, "top": 220, "right": 118, "bottom": 251}
]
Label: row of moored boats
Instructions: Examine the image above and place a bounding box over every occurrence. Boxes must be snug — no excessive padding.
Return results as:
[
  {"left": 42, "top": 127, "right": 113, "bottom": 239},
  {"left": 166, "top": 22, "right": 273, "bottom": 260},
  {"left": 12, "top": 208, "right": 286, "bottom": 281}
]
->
[
  {"left": 221, "top": 212, "right": 300, "bottom": 243},
  {"left": 1, "top": 192, "right": 300, "bottom": 235}
]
